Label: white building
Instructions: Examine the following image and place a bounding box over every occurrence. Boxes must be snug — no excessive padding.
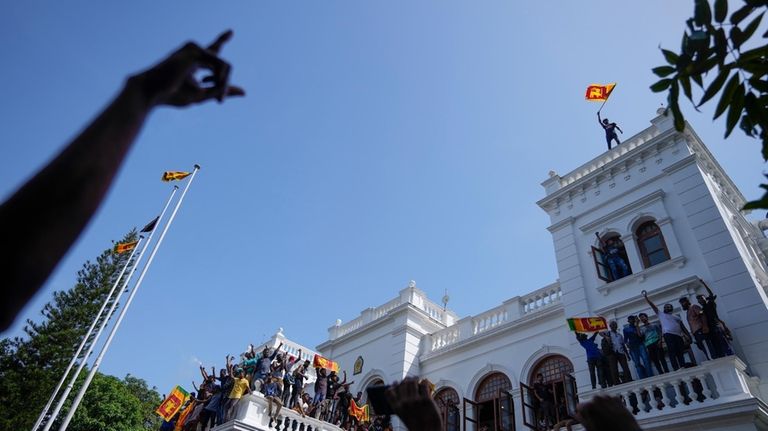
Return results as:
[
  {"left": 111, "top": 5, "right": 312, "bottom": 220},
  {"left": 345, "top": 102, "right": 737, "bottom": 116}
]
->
[{"left": 224, "top": 110, "right": 768, "bottom": 431}]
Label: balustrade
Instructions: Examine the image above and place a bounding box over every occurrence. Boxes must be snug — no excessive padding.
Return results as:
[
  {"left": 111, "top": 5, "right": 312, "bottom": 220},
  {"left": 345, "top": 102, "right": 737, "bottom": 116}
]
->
[
  {"left": 214, "top": 393, "right": 343, "bottom": 431},
  {"left": 581, "top": 356, "right": 757, "bottom": 419}
]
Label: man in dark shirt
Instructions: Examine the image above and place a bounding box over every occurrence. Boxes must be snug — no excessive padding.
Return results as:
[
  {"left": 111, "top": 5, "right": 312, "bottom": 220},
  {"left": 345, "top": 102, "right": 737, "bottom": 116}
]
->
[
  {"left": 623, "top": 315, "right": 652, "bottom": 379},
  {"left": 532, "top": 373, "right": 554, "bottom": 430},
  {"left": 697, "top": 278, "right": 732, "bottom": 358},
  {"left": 597, "top": 112, "right": 623, "bottom": 150}
]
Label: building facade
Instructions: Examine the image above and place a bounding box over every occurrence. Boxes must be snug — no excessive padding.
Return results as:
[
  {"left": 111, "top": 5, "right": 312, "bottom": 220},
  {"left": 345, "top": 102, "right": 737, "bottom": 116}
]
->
[{"left": 224, "top": 110, "right": 768, "bottom": 431}]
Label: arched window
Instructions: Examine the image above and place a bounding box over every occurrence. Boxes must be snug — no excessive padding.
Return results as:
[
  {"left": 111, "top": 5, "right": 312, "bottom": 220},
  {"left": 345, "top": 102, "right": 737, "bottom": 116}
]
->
[
  {"left": 529, "top": 355, "right": 574, "bottom": 384},
  {"left": 434, "top": 388, "right": 460, "bottom": 431},
  {"left": 475, "top": 372, "right": 512, "bottom": 402},
  {"left": 592, "top": 233, "right": 632, "bottom": 282},
  {"left": 636, "top": 221, "right": 670, "bottom": 268}
]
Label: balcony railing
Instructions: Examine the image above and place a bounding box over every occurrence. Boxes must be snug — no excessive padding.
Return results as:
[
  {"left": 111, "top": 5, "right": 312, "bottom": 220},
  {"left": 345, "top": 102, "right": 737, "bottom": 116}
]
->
[
  {"left": 214, "top": 392, "right": 343, "bottom": 431},
  {"left": 328, "top": 285, "right": 459, "bottom": 341},
  {"left": 427, "top": 283, "right": 562, "bottom": 354},
  {"left": 579, "top": 356, "right": 759, "bottom": 422}
]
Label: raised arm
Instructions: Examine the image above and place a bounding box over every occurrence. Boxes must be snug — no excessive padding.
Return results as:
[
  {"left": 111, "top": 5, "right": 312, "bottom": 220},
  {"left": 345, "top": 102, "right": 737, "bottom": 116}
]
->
[
  {"left": 200, "top": 365, "right": 208, "bottom": 381},
  {"left": 642, "top": 290, "right": 659, "bottom": 314},
  {"left": 0, "top": 31, "right": 244, "bottom": 331},
  {"left": 594, "top": 232, "right": 606, "bottom": 249},
  {"left": 597, "top": 111, "right": 603, "bottom": 125},
  {"left": 700, "top": 278, "right": 715, "bottom": 298},
  {"left": 616, "top": 124, "right": 623, "bottom": 133}
]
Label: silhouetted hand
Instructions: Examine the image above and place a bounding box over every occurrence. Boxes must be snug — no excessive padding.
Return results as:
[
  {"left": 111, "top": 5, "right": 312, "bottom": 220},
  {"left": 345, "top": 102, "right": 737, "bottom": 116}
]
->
[
  {"left": 130, "top": 30, "right": 245, "bottom": 107},
  {"left": 385, "top": 378, "right": 442, "bottom": 431},
  {"left": 577, "top": 395, "right": 642, "bottom": 431}
]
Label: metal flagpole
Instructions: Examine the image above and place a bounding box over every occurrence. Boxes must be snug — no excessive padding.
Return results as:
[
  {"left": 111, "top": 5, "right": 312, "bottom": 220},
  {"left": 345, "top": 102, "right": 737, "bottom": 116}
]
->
[
  {"left": 42, "top": 185, "right": 179, "bottom": 431},
  {"left": 31, "top": 238, "right": 143, "bottom": 431},
  {"left": 58, "top": 165, "right": 200, "bottom": 431}
]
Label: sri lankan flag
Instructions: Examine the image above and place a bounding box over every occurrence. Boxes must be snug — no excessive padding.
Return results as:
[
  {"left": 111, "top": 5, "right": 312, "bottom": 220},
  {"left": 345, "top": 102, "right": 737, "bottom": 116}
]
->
[
  {"left": 349, "top": 399, "right": 370, "bottom": 423},
  {"left": 155, "top": 385, "right": 189, "bottom": 421},
  {"left": 567, "top": 317, "right": 607, "bottom": 333},
  {"left": 313, "top": 354, "right": 340, "bottom": 373},
  {"left": 162, "top": 171, "right": 191, "bottom": 182},
  {"left": 114, "top": 240, "right": 138, "bottom": 254},
  {"left": 585, "top": 83, "right": 616, "bottom": 102}
]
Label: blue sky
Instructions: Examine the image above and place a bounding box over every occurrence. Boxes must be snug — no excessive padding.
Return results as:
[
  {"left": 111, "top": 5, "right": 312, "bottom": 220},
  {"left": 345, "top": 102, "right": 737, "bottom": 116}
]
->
[{"left": 1, "top": 1, "right": 765, "bottom": 395}]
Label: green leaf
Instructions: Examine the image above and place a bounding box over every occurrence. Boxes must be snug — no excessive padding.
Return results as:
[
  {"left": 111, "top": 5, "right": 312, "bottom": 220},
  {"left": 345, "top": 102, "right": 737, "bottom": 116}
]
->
[
  {"left": 715, "top": 0, "right": 728, "bottom": 23},
  {"left": 662, "top": 49, "right": 679, "bottom": 65},
  {"left": 739, "top": 45, "right": 768, "bottom": 62},
  {"left": 653, "top": 66, "right": 676, "bottom": 77},
  {"left": 725, "top": 83, "right": 746, "bottom": 137},
  {"left": 699, "top": 68, "right": 731, "bottom": 106},
  {"left": 715, "top": 28, "right": 729, "bottom": 64},
  {"left": 741, "top": 12, "right": 765, "bottom": 43},
  {"left": 731, "top": 4, "right": 754, "bottom": 25},
  {"left": 692, "top": 73, "right": 704, "bottom": 88},
  {"left": 694, "top": 0, "right": 713, "bottom": 26},
  {"left": 749, "top": 76, "right": 768, "bottom": 92},
  {"left": 681, "top": 74, "right": 694, "bottom": 103},
  {"left": 714, "top": 73, "right": 740, "bottom": 119},
  {"left": 650, "top": 78, "right": 673, "bottom": 92},
  {"left": 670, "top": 97, "right": 686, "bottom": 131},
  {"left": 731, "top": 26, "right": 745, "bottom": 50}
]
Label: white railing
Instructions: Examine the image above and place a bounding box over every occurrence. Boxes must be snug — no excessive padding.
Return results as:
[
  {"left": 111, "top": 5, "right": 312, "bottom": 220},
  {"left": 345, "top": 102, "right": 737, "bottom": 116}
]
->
[
  {"left": 472, "top": 304, "right": 509, "bottom": 335},
  {"left": 329, "top": 284, "right": 460, "bottom": 340},
  {"left": 559, "top": 126, "right": 663, "bottom": 187},
  {"left": 427, "top": 283, "right": 562, "bottom": 353},
  {"left": 520, "top": 283, "right": 562, "bottom": 315},
  {"left": 579, "top": 356, "right": 758, "bottom": 422},
  {"left": 215, "top": 393, "right": 343, "bottom": 431}
]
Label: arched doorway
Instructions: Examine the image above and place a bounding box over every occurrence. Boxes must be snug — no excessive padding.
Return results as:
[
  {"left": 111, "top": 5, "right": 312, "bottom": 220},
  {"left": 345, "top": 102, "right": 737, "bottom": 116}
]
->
[
  {"left": 363, "top": 378, "right": 385, "bottom": 415},
  {"left": 463, "top": 372, "right": 514, "bottom": 431},
  {"left": 434, "top": 387, "right": 460, "bottom": 431},
  {"left": 521, "top": 355, "right": 576, "bottom": 430}
]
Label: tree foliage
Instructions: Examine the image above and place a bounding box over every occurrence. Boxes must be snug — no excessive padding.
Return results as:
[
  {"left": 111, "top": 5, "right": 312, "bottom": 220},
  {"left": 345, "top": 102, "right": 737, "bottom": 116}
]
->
[
  {"left": 0, "top": 231, "right": 161, "bottom": 431},
  {"left": 651, "top": 0, "right": 768, "bottom": 209}
]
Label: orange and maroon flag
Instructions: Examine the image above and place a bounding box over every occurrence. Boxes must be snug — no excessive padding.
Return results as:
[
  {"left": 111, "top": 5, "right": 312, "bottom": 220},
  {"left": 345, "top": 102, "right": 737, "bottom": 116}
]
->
[
  {"left": 585, "top": 83, "right": 616, "bottom": 102},
  {"left": 114, "top": 240, "right": 138, "bottom": 254},
  {"left": 313, "top": 354, "right": 340, "bottom": 373},
  {"left": 161, "top": 171, "right": 192, "bottom": 182},
  {"left": 155, "top": 385, "right": 189, "bottom": 421},
  {"left": 566, "top": 317, "right": 608, "bottom": 333},
  {"left": 349, "top": 399, "right": 370, "bottom": 423}
]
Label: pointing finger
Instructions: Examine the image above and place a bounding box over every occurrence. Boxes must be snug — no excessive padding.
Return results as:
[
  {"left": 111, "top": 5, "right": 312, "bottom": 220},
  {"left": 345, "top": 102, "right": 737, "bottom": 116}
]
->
[{"left": 207, "top": 30, "right": 233, "bottom": 54}]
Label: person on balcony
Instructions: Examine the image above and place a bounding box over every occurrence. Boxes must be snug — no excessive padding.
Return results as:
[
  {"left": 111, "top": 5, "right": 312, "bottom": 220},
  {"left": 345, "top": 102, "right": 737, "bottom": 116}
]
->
[
  {"left": 602, "top": 321, "right": 633, "bottom": 384},
  {"left": 638, "top": 312, "right": 669, "bottom": 374},
  {"left": 281, "top": 349, "right": 302, "bottom": 407},
  {"left": 623, "top": 315, "right": 653, "bottom": 379},
  {"left": 679, "top": 297, "right": 713, "bottom": 361},
  {"left": 224, "top": 368, "right": 250, "bottom": 421},
  {"left": 642, "top": 291, "right": 691, "bottom": 370},
  {"left": 290, "top": 359, "right": 311, "bottom": 409},
  {"left": 697, "top": 278, "right": 733, "bottom": 358},
  {"left": 576, "top": 332, "right": 605, "bottom": 389}
]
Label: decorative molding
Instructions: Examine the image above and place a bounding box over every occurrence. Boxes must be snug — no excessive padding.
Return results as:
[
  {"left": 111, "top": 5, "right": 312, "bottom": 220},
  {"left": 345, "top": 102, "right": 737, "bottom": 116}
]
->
[
  {"left": 595, "top": 256, "right": 686, "bottom": 296},
  {"left": 579, "top": 190, "right": 666, "bottom": 233}
]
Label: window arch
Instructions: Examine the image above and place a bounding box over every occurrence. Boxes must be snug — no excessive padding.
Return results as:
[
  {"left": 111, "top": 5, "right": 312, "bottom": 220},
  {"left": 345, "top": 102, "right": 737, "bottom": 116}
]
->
[
  {"left": 636, "top": 220, "right": 670, "bottom": 268},
  {"left": 475, "top": 372, "right": 512, "bottom": 402},
  {"left": 529, "top": 355, "right": 574, "bottom": 384},
  {"left": 592, "top": 232, "right": 633, "bottom": 282},
  {"left": 434, "top": 387, "right": 460, "bottom": 431}
]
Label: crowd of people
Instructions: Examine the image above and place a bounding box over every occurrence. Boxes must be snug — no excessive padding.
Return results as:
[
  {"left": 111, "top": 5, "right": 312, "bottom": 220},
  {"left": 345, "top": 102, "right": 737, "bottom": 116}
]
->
[
  {"left": 575, "top": 278, "right": 734, "bottom": 392},
  {"left": 158, "top": 342, "right": 393, "bottom": 431}
]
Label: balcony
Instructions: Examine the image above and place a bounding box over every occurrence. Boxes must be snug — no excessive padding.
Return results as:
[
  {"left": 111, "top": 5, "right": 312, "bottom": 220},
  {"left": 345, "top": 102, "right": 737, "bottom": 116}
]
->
[
  {"left": 214, "top": 392, "right": 343, "bottom": 431},
  {"left": 426, "top": 283, "right": 562, "bottom": 355},
  {"left": 579, "top": 356, "right": 765, "bottom": 429}
]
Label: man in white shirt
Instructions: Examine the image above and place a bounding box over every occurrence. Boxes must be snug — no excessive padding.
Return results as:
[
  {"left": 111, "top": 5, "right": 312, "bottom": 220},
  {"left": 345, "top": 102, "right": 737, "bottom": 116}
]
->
[
  {"left": 642, "top": 290, "right": 691, "bottom": 370},
  {"left": 601, "top": 320, "right": 633, "bottom": 384}
]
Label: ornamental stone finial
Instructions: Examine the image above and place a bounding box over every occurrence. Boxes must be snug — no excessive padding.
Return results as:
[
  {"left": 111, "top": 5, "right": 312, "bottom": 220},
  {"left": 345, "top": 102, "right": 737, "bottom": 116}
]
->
[{"left": 408, "top": 280, "right": 416, "bottom": 288}]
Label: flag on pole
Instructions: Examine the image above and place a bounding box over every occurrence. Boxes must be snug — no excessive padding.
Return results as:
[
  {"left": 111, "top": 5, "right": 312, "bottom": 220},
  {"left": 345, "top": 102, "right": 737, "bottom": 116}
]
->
[
  {"left": 349, "top": 399, "right": 370, "bottom": 423},
  {"left": 155, "top": 386, "right": 189, "bottom": 421},
  {"left": 141, "top": 216, "right": 159, "bottom": 233},
  {"left": 162, "top": 171, "right": 192, "bottom": 182},
  {"left": 313, "top": 354, "right": 340, "bottom": 373},
  {"left": 585, "top": 83, "right": 616, "bottom": 102},
  {"left": 566, "top": 317, "right": 608, "bottom": 333},
  {"left": 114, "top": 240, "right": 138, "bottom": 254}
]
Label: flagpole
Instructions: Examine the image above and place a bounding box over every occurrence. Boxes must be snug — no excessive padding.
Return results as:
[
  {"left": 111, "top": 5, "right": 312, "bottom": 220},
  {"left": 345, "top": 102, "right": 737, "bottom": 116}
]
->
[
  {"left": 58, "top": 165, "right": 200, "bottom": 431},
  {"left": 42, "top": 186, "right": 179, "bottom": 431},
  {"left": 31, "top": 238, "right": 143, "bottom": 431}
]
